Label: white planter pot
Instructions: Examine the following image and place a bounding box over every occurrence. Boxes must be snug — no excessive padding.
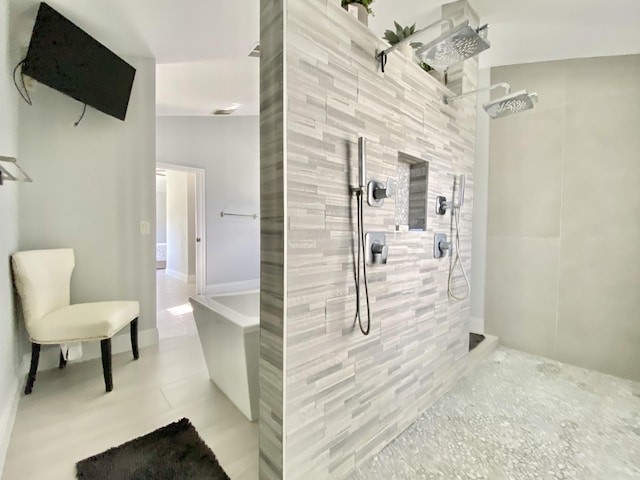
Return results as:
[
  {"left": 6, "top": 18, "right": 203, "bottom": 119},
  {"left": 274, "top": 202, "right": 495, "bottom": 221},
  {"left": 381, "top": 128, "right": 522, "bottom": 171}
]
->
[
  {"left": 398, "top": 42, "right": 414, "bottom": 60},
  {"left": 345, "top": 3, "right": 368, "bottom": 26},
  {"left": 428, "top": 69, "right": 444, "bottom": 83}
]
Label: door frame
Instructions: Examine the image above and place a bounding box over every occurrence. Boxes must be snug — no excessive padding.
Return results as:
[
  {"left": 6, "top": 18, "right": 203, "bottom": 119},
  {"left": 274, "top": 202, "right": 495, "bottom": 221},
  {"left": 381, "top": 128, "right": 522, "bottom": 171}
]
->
[{"left": 157, "top": 163, "right": 206, "bottom": 295}]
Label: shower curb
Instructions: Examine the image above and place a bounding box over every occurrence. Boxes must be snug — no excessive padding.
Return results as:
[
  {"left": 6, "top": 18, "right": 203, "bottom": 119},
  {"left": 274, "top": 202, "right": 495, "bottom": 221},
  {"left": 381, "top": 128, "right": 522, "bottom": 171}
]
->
[{"left": 465, "top": 334, "right": 499, "bottom": 375}]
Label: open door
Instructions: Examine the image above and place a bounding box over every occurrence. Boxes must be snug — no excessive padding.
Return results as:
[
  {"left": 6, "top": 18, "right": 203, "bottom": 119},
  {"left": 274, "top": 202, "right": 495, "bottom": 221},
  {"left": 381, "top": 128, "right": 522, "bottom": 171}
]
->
[{"left": 156, "top": 163, "right": 206, "bottom": 295}]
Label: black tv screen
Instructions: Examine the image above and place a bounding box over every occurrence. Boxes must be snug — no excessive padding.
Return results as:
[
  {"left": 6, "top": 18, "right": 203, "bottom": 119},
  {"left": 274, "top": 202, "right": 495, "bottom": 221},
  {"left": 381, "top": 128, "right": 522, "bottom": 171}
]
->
[{"left": 22, "top": 3, "right": 136, "bottom": 121}]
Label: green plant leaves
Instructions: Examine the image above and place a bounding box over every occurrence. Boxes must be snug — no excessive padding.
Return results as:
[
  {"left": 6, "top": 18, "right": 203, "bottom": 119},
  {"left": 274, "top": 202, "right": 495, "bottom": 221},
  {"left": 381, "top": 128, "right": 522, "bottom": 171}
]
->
[
  {"left": 418, "top": 61, "right": 433, "bottom": 72},
  {"left": 384, "top": 21, "right": 419, "bottom": 45},
  {"left": 382, "top": 21, "right": 433, "bottom": 73},
  {"left": 383, "top": 30, "right": 400, "bottom": 44}
]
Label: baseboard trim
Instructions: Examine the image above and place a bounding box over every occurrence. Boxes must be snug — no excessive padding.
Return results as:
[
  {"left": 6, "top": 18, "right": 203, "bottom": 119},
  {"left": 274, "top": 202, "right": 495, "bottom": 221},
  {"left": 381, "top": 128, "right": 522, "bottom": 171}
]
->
[
  {"left": 165, "top": 269, "right": 195, "bottom": 283},
  {"left": 469, "top": 315, "right": 484, "bottom": 334},
  {"left": 205, "top": 279, "right": 260, "bottom": 295},
  {"left": 0, "top": 373, "right": 21, "bottom": 476},
  {"left": 22, "top": 327, "right": 160, "bottom": 373}
]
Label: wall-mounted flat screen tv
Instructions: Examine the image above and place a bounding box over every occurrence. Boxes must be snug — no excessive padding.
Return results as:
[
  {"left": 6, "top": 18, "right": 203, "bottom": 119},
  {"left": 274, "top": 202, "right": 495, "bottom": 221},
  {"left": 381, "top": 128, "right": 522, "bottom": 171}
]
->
[{"left": 22, "top": 2, "right": 136, "bottom": 121}]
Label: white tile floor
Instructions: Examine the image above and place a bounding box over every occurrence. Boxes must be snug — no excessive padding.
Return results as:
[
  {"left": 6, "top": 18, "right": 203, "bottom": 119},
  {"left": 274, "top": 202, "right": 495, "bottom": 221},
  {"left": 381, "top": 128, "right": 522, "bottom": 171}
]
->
[
  {"left": 1, "top": 270, "right": 258, "bottom": 480},
  {"left": 156, "top": 269, "right": 198, "bottom": 339}
]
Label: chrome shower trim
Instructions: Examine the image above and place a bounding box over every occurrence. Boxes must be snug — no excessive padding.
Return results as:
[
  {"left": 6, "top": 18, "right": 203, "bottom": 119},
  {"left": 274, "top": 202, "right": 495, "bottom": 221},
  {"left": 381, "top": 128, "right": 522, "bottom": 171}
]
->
[
  {"left": 483, "top": 90, "right": 539, "bottom": 118},
  {"left": 378, "top": 18, "right": 454, "bottom": 59},
  {"left": 444, "top": 83, "right": 539, "bottom": 118},
  {"left": 444, "top": 82, "right": 511, "bottom": 105},
  {"left": 358, "top": 137, "right": 367, "bottom": 189},
  {"left": 378, "top": 19, "right": 490, "bottom": 73},
  {"left": 414, "top": 22, "right": 490, "bottom": 73}
]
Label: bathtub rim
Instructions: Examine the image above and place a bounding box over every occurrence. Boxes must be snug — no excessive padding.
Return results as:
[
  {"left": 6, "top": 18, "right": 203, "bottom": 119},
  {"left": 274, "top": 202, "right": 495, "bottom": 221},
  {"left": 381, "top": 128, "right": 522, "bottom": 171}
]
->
[{"left": 189, "top": 290, "right": 259, "bottom": 334}]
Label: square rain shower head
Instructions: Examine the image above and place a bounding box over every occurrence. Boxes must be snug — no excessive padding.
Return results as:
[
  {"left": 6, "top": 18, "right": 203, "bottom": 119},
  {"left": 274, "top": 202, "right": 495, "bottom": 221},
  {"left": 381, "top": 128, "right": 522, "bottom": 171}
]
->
[
  {"left": 415, "top": 21, "right": 490, "bottom": 72},
  {"left": 483, "top": 90, "right": 539, "bottom": 119}
]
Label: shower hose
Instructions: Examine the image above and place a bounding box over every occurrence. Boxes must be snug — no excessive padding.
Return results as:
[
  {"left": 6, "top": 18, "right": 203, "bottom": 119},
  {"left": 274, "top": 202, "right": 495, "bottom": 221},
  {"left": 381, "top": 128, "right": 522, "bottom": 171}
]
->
[
  {"left": 448, "top": 204, "right": 470, "bottom": 301},
  {"left": 354, "top": 188, "right": 371, "bottom": 335}
]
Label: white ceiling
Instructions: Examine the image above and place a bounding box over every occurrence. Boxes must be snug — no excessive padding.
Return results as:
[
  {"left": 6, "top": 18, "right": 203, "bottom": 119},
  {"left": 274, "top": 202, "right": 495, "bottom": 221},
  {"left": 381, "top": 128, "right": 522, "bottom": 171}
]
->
[
  {"left": 11, "top": 0, "right": 640, "bottom": 116},
  {"left": 156, "top": 59, "right": 259, "bottom": 116}
]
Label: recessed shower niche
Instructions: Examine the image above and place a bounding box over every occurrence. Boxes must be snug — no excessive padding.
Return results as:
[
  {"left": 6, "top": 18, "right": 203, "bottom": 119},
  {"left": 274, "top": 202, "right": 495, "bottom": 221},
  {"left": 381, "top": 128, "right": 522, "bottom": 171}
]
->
[{"left": 396, "top": 152, "right": 429, "bottom": 231}]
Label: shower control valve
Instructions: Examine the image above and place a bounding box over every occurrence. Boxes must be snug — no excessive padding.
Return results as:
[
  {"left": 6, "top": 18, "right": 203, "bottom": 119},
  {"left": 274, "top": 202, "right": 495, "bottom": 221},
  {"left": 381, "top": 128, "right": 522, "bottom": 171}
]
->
[
  {"left": 373, "top": 177, "right": 395, "bottom": 200},
  {"left": 434, "top": 233, "right": 450, "bottom": 258},
  {"left": 436, "top": 195, "right": 452, "bottom": 215},
  {"left": 365, "top": 232, "right": 388, "bottom": 265},
  {"left": 368, "top": 177, "right": 395, "bottom": 207},
  {"left": 371, "top": 242, "right": 388, "bottom": 265}
]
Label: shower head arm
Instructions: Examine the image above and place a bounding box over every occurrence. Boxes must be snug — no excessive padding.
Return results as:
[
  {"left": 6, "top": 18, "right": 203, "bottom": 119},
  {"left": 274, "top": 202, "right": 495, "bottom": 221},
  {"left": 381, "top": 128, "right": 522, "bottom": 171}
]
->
[
  {"left": 378, "top": 17, "right": 455, "bottom": 64},
  {"left": 444, "top": 83, "right": 511, "bottom": 105}
]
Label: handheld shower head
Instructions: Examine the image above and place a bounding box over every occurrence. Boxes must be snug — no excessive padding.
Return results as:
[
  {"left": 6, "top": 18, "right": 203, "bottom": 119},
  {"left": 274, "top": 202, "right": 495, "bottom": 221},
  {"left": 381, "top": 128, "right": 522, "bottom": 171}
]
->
[
  {"left": 457, "top": 174, "right": 465, "bottom": 207},
  {"left": 483, "top": 90, "right": 538, "bottom": 119},
  {"left": 358, "top": 137, "right": 366, "bottom": 189}
]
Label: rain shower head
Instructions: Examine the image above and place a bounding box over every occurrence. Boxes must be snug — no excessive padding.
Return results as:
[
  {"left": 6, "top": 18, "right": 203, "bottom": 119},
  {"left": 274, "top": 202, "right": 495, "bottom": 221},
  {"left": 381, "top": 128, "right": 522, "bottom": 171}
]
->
[
  {"left": 483, "top": 90, "right": 539, "bottom": 119},
  {"left": 414, "top": 22, "right": 490, "bottom": 72},
  {"left": 444, "top": 83, "right": 539, "bottom": 119},
  {"left": 377, "top": 19, "right": 489, "bottom": 73}
]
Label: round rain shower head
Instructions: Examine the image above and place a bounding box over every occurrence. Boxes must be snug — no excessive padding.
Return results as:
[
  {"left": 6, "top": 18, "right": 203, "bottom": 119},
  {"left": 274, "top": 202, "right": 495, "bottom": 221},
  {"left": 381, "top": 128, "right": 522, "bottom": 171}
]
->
[
  {"left": 483, "top": 90, "right": 539, "bottom": 119},
  {"left": 415, "top": 22, "right": 490, "bottom": 72}
]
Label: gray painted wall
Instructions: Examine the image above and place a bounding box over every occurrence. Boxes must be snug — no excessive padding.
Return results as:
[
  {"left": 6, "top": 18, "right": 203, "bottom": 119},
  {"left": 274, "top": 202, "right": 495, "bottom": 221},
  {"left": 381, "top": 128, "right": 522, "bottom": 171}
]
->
[
  {"left": 166, "top": 170, "right": 191, "bottom": 278},
  {"left": 156, "top": 116, "right": 260, "bottom": 287},
  {"left": 485, "top": 55, "right": 640, "bottom": 381},
  {"left": 156, "top": 177, "right": 167, "bottom": 244},
  {"left": 15, "top": 54, "right": 157, "bottom": 366},
  {"left": 187, "top": 173, "right": 196, "bottom": 276},
  {"left": 0, "top": 183, "right": 20, "bottom": 472},
  {"left": 0, "top": 0, "right": 23, "bottom": 469}
]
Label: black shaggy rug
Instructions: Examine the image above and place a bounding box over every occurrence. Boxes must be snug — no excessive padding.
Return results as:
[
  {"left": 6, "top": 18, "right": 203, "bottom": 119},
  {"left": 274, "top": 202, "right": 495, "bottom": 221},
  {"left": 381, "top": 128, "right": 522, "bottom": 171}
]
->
[{"left": 76, "top": 418, "right": 230, "bottom": 480}]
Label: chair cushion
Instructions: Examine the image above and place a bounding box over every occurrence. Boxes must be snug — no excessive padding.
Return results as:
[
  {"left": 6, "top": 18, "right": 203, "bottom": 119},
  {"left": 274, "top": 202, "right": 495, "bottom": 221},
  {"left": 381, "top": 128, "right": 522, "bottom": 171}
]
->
[
  {"left": 29, "top": 301, "right": 140, "bottom": 344},
  {"left": 11, "top": 249, "right": 75, "bottom": 327}
]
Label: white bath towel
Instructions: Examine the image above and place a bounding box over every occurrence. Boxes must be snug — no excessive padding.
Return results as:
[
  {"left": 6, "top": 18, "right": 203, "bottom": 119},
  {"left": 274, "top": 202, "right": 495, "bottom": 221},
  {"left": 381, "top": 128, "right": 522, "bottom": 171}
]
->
[{"left": 60, "top": 342, "right": 83, "bottom": 361}]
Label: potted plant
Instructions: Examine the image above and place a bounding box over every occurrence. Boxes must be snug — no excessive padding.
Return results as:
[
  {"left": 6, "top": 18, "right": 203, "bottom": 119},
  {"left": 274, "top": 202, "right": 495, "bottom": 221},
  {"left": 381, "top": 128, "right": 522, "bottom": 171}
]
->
[
  {"left": 342, "top": 0, "right": 374, "bottom": 26},
  {"left": 383, "top": 21, "right": 433, "bottom": 73}
]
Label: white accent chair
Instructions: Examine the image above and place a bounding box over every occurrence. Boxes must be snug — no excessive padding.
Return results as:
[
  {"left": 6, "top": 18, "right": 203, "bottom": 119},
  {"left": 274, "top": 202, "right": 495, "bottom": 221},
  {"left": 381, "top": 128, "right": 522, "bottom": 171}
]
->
[{"left": 11, "top": 248, "right": 140, "bottom": 394}]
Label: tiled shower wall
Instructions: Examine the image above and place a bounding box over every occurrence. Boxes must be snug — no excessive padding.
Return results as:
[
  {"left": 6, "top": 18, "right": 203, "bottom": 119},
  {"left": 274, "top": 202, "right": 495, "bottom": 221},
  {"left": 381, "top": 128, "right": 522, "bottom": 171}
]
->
[
  {"left": 259, "top": 0, "right": 285, "bottom": 477},
  {"left": 485, "top": 55, "right": 640, "bottom": 381},
  {"left": 260, "top": 1, "right": 478, "bottom": 478}
]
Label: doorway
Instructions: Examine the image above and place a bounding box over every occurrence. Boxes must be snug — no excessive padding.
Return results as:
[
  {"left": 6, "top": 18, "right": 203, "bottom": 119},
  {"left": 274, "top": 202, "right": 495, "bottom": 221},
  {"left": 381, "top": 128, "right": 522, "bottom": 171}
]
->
[{"left": 155, "top": 163, "right": 206, "bottom": 339}]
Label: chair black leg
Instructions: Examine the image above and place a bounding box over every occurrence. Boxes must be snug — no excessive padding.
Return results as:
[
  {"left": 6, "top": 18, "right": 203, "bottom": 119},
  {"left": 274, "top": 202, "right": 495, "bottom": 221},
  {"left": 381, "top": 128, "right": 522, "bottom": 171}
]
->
[
  {"left": 100, "top": 339, "right": 113, "bottom": 392},
  {"left": 130, "top": 317, "right": 139, "bottom": 360},
  {"left": 59, "top": 350, "right": 67, "bottom": 369},
  {"left": 25, "top": 343, "right": 41, "bottom": 395}
]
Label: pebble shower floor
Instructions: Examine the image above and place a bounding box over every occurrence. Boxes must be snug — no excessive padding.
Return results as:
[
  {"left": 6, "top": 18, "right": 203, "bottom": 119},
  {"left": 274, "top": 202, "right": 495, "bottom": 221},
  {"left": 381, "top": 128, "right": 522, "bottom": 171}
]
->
[{"left": 349, "top": 347, "right": 640, "bottom": 480}]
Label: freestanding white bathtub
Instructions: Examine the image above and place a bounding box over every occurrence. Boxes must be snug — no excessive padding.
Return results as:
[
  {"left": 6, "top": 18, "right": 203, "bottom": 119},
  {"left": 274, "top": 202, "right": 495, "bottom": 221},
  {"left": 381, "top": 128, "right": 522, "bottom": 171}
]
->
[{"left": 189, "top": 291, "right": 259, "bottom": 421}]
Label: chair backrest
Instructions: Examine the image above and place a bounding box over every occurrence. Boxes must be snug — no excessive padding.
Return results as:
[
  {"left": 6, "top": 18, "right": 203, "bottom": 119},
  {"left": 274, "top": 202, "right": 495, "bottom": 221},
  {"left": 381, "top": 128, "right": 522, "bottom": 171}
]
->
[{"left": 12, "top": 249, "right": 75, "bottom": 327}]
